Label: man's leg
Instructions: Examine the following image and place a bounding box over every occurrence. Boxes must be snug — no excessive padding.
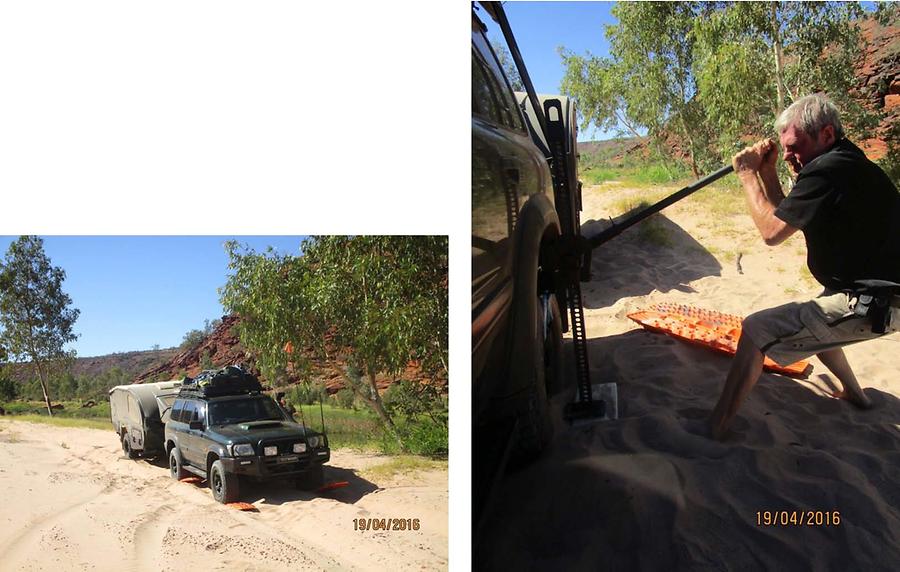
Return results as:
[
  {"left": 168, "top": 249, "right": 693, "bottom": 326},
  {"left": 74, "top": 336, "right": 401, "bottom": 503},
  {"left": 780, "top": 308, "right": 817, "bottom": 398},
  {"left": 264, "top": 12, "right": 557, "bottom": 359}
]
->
[
  {"left": 817, "top": 347, "right": 872, "bottom": 408},
  {"left": 709, "top": 334, "right": 766, "bottom": 440}
]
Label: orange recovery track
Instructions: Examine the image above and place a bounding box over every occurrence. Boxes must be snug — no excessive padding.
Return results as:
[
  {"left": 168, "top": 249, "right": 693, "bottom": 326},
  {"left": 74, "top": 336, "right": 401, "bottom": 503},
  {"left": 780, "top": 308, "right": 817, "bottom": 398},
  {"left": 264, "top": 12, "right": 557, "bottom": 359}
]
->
[{"left": 627, "top": 303, "right": 811, "bottom": 378}]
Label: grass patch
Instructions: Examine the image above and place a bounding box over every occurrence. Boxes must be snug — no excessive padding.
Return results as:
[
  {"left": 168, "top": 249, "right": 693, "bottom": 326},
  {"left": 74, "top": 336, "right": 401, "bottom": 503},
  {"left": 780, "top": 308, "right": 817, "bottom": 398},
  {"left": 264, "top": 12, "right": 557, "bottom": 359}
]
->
[
  {"left": 692, "top": 184, "right": 745, "bottom": 218},
  {"left": 2, "top": 400, "right": 110, "bottom": 419},
  {"left": 294, "top": 402, "right": 447, "bottom": 458},
  {"left": 581, "top": 166, "right": 625, "bottom": 186},
  {"left": 799, "top": 265, "right": 818, "bottom": 288},
  {"left": 9, "top": 414, "right": 110, "bottom": 431},
  {"left": 294, "top": 403, "right": 385, "bottom": 452},
  {"left": 360, "top": 455, "right": 447, "bottom": 481},
  {"left": 609, "top": 198, "right": 673, "bottom": 247},
  {"left": 580, "top": 162, "right": 692, "bottom": 188}
]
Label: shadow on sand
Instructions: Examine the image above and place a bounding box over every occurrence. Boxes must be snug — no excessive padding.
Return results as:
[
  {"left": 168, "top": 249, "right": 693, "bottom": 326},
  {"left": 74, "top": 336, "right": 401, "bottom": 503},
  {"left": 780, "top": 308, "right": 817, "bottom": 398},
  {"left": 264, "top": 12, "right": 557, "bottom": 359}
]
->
[
  {"left": 476, "top": 328, "right": 900, "bottom": 570},
  {"left": 580, "top": 210, "right": 722, "bottom": 309}
]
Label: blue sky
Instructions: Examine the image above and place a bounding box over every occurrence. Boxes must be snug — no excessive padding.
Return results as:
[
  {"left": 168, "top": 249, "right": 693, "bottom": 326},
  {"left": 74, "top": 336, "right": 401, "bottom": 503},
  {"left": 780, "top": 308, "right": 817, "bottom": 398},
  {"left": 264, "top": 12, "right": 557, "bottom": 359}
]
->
[
  {"left": 479, "top": 1, "right": 618, "bottom": 141},
  {"left": 0, "top": 236, "right": 307, "bottom": 358}
]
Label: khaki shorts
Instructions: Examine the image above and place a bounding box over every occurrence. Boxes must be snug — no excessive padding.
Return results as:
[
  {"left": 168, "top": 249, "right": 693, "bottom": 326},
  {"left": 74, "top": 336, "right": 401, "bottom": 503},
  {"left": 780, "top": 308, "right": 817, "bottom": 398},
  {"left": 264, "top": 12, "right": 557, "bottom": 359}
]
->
[{"left": 742, "top": 292, "right": 900, "bottom": 366}]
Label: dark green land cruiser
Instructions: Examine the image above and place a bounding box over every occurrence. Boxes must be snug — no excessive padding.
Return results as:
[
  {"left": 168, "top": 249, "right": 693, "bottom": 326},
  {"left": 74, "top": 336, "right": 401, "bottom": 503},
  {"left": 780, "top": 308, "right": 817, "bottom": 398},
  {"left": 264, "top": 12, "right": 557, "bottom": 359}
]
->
[{"left": 164, "top": 367, "right": 330, "bottom": 504}]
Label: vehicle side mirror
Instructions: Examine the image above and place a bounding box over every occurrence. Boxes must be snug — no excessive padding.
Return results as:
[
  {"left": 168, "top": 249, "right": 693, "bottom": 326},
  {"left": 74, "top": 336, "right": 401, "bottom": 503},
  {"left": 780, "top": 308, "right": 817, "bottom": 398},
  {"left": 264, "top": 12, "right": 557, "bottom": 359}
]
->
[{"left": 189, "top": 420, "right": 204, "bottom": 430}]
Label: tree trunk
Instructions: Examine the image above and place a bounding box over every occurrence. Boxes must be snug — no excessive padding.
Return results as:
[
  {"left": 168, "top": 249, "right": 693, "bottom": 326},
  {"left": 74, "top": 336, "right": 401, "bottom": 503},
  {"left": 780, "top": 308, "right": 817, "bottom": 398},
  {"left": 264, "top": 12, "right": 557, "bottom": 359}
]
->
[
  {"left": 772, "top": 3, "right": 787, "bottom": 116},
  {"left": 34, "top": 360, "right": 53, "bottom": 417},
  {"left": 678, "top": 115, "right": 701, "bottom": 178},
  {"left": 365, "top": 366, "right": 406, "bottom": 451}
]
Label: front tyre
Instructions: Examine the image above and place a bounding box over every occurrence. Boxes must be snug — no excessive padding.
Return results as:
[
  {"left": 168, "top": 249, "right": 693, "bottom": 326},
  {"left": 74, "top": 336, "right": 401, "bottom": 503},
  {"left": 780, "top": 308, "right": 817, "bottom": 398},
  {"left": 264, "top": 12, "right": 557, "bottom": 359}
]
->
[
  {"left": 210, "top": 460, "right": 239, "bottom": 503},
  {"left": 169, "top": 447, "right": 188, "bottom": 480}
]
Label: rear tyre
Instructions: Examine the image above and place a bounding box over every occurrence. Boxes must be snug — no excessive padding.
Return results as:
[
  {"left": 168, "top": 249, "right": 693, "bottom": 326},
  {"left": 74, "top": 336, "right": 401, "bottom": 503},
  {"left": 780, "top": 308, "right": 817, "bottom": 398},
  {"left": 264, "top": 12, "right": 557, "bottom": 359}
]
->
[
  {"left": 296, "top": 464, "right": 325, "bottom": 491},
  {"left": 210, "top": 460, "right": 239, "bottom": 503},
  {"left": 122, "top": 433, "right": 138, "bottom": 459},
  {"left": 169, "top": 447, "right": 188, "bottom": 480}
]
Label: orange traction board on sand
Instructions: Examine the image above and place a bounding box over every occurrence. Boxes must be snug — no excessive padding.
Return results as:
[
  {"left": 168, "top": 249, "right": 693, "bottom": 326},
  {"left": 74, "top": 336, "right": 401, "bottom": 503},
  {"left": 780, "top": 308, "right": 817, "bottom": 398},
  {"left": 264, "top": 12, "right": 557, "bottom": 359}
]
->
[
  {"left": 226, "top": 502, "right": 258, "bottom": 511},
  {"left": 627, "top": 303, "right": 811, "bottom": 378},
  {"left": 318, "top": 481, "right": 350, "bottom": 493}
]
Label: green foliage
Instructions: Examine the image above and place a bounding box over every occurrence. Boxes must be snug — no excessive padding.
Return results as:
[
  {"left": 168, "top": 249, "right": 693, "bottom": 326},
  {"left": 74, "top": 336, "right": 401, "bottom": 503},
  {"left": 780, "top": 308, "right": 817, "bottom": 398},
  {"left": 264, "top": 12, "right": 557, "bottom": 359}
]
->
[
  {"left": 491, "top": 39, "right": 524, "bottom": 91},
  {"left": 382, "top": 381, "right": 448, "bottom": 458},
  {"left": 333, "top": 388, "right": 356, "bottom": 409},
  {"left": 2, "top": 400, "right": 110, "bottom": 420},
  {"left": 4, "top": 413, "right": 109, "bottom": 431},
  {"left": 291, "top": 403, "right": 384, "bottom": 451},
  {"left": 0, "top": 236, "right": 80, "bottom": 414},
  {"left": 219, "top": 236, "right": 449, "bottom": 451},
  {"left": 877, "top": 121, "right": 900, "bottom": 188},
  {"left": 287, "top": 382, "right": 326, "bottom": 406},
  {"left": 199, "top": 349, "right": 214, "bottom": 370},
  {"left": 0, "top": 376, "right": 18, "bottom": 401},
  {"left": 562, "top": 2, "right": 879, "bottom": 173},
  {"left": 399, "top": 418, "right": 448, "bottom": 458},
  {"left": 179, "top": 329, "right": 206, "bottom": 351}
]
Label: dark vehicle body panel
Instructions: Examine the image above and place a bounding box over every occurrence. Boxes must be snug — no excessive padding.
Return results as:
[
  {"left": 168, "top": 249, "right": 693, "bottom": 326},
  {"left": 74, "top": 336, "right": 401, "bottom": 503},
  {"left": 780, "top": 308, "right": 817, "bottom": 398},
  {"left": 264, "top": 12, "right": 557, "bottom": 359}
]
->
[{"left": 472, "top": 9, "right": 561, "bottom": 422}]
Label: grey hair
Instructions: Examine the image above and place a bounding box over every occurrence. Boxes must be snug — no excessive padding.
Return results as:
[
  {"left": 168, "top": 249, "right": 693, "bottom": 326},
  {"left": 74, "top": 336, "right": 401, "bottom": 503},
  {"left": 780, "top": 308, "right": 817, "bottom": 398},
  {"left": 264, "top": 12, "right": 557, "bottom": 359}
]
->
[{"left": 774, "top": 94, "right": 844, "bottom": 140}]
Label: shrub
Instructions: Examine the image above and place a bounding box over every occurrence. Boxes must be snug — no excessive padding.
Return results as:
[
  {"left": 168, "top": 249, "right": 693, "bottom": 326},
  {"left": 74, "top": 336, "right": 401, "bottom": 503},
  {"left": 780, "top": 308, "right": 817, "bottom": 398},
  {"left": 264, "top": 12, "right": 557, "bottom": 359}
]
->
[
  {"left": 333, "top": 388, "right": 356, "bottom": 409},
  {"left": 0, "top": 377, "right": 18, "bottom": 401},
  {"left": 288, "top": 382, "right": 326, "bottom": 406}
]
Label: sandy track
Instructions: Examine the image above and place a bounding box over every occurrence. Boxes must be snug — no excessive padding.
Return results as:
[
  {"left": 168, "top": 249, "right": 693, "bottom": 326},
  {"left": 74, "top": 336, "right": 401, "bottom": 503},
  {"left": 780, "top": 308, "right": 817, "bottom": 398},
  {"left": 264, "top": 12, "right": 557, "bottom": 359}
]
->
[
  {"left": 0, "top": 420, "right": 447, "bottom": 571},
  {"left": 477, "top": 182, "right": 900, "bottom": 570}
]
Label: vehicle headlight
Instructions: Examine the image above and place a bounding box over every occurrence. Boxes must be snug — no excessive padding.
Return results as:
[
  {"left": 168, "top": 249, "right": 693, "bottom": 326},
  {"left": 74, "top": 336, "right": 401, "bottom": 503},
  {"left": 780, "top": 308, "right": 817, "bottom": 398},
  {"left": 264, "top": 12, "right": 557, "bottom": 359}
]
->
[
  {"left": 293, "top": 442, "right": 307, "bottom": 453},
  {"left": 232, "top": 443, "right": 254, "bottom": 456},
  {"left": 264, "top": 446, "right": 278, "bottom": 456}
]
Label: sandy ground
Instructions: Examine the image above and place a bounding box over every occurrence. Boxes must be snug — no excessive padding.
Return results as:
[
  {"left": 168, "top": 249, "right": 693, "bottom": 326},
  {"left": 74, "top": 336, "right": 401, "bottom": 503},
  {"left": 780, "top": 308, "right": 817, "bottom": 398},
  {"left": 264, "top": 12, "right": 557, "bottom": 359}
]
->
[
  {"left": 477, "top": 181, "right": 900, "bottom": 570},
  {"left": 0, "top": 420, "right": 447, "bottom": 571}
]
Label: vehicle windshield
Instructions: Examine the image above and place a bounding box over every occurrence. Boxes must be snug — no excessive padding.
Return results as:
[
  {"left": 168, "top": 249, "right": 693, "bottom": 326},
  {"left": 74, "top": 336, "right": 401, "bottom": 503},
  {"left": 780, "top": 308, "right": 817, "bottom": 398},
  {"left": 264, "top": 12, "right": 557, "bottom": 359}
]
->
[{"left": 208, "top": 396, "right": 285, "bottom": 426}]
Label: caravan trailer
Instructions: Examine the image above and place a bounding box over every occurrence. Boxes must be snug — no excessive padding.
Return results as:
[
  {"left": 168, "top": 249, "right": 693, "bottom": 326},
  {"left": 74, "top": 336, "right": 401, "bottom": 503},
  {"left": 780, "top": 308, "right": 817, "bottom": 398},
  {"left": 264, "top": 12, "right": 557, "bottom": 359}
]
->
[{"left": 109, "top": 380, "right": 182, "bottom": 458}]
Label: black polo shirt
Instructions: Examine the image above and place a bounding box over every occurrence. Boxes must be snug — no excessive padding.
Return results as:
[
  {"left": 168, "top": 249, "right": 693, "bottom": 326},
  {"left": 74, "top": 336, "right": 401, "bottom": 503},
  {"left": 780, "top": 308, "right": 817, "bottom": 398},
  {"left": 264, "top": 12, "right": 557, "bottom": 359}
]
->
[{"left": 774, "top": 138, "right": 900, "bottom": 290}]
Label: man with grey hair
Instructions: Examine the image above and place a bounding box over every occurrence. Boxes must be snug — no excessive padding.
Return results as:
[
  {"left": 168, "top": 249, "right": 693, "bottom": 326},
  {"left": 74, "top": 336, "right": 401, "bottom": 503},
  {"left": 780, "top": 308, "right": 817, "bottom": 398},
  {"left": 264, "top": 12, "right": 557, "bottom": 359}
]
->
[{"left": 708, "top": 93, "right": 900, "bottom": 440}]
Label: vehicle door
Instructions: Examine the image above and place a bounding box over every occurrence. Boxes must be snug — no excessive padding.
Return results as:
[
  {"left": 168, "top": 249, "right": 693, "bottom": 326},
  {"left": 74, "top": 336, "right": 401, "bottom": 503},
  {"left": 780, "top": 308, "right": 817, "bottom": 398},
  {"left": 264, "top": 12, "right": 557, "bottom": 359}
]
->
[
  {"left": 471, "top": 15, "right": 548, "bottom": 390},
  {"left": 192, "top": 401, "right": 208, "bottom": 463},
  {"left": 179, "top": 400, "right": 199, "bottom": 466}
]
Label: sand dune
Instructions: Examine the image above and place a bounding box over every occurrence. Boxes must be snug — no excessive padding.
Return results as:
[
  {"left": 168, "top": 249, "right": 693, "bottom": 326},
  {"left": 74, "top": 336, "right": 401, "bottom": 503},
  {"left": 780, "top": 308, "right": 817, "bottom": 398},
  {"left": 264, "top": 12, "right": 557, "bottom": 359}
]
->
[
  {"left": 0, "top": 420, "right": 447, "bottom": 571},
  {"left": 478, "top": 182, "right": 900, "bottom": 570}
]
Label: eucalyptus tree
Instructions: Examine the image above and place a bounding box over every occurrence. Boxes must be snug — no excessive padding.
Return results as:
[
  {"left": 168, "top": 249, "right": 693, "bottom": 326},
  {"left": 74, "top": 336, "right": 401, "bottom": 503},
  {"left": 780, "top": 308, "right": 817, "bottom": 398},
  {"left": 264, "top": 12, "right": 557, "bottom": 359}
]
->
[
  {"left": 220, "top": 236, "right": 448, "bottom": 449},
  {"left": 0, "top": 236, "right": 79, "bottom": 416},
  {"left": 561, "top": 1, "right": 882, "bottom": 175}
]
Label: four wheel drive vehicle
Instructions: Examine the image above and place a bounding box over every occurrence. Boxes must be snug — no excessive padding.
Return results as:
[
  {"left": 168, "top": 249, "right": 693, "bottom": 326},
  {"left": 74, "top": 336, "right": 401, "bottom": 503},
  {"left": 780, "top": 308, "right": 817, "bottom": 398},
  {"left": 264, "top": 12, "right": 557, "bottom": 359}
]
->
[
  {"left": 472, "top": 4, "right": 577, "bottom": 466},
  {"left": 164, "top": 366, "right": 330, "bottom": 504},
  {"left": 109, "top": 380, "right": 183, "bottom": 459}
]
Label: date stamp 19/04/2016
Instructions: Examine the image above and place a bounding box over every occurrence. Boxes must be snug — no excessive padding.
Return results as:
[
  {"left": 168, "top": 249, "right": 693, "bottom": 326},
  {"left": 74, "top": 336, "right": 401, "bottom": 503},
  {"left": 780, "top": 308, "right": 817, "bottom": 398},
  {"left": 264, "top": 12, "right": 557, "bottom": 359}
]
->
[
  {"left": 354, "top": 518, "right": 421, "bottom": 532},
  {"left": 756, "top": 511, "right": 841, "bottom": 527}
]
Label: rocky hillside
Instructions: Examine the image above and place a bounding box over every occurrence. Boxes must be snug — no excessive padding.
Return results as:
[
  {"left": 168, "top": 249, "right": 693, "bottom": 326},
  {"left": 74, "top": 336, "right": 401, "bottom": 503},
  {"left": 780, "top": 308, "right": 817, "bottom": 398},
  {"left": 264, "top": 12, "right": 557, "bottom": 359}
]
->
[
  {"left": 133, "top": 315, "right": 440, "bottom": 394},
  {"left": 4, "top": 347, "right": 179, "bottom": 385},
  {"left": 855, "top": 17, "right": 900, "bottom": 159}
]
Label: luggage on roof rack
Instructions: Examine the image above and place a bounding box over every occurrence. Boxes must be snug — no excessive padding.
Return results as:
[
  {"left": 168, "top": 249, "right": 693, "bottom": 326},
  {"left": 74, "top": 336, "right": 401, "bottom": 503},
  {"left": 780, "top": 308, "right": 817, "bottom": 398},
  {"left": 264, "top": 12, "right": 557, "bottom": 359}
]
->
[{"left": 178, "top": 365, "right": 262, "bottom": 397}]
